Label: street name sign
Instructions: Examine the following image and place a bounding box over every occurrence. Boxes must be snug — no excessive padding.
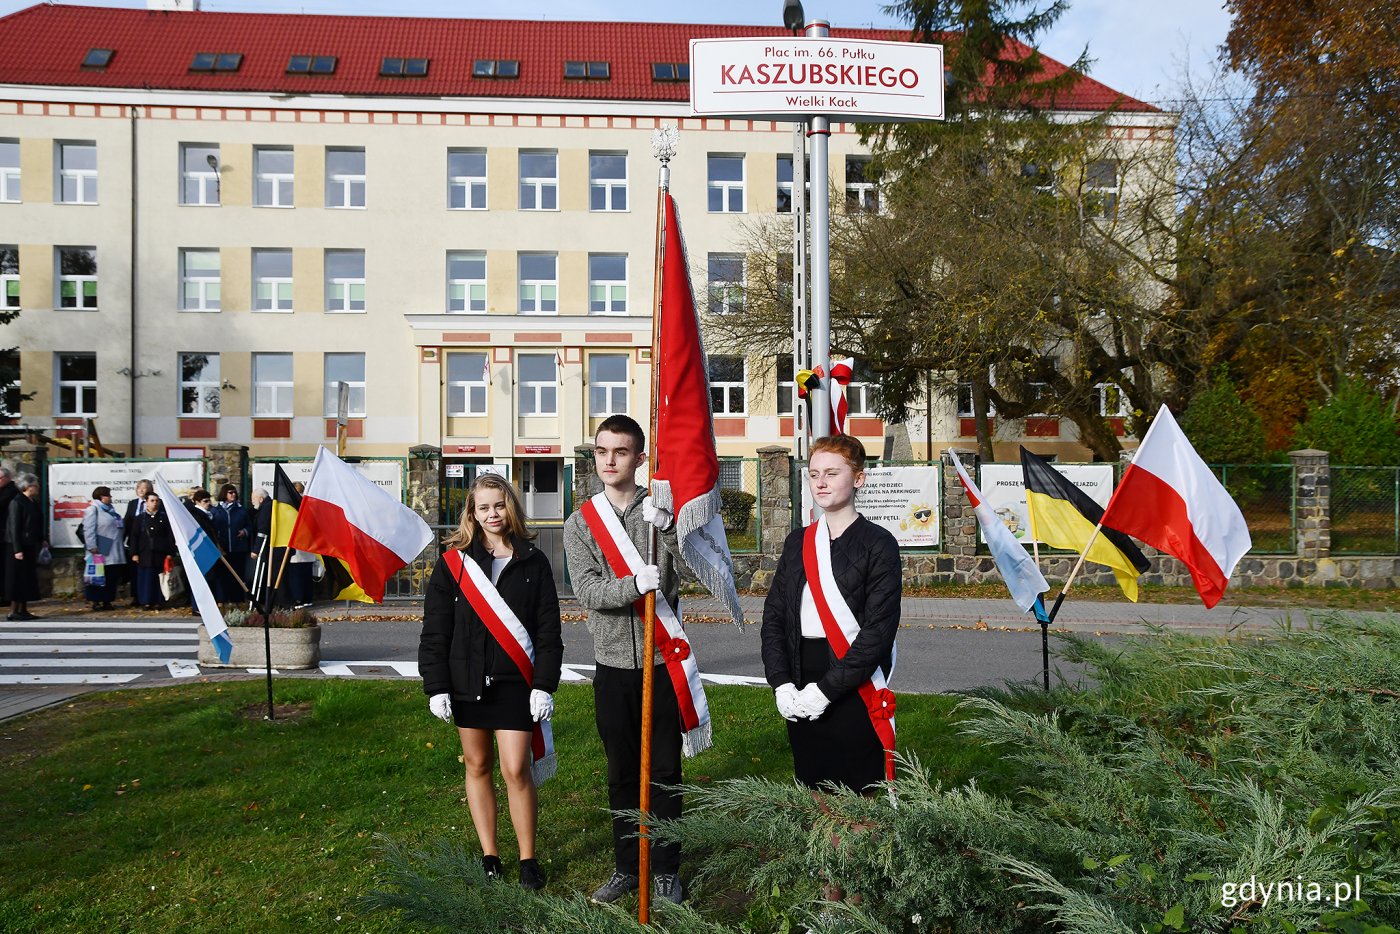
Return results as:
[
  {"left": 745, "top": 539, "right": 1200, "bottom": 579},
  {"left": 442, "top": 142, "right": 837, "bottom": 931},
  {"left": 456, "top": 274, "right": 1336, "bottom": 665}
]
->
[{"left": 690, "top": 37, "right": 944, "bottom": 122}]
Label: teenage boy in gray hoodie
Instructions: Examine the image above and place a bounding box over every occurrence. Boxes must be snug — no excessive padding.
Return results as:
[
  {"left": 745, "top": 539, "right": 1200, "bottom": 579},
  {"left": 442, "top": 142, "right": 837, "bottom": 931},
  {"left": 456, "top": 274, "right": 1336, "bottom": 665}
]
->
[{"left": 562, "top": 414, "right": 687, "bottom": 906}]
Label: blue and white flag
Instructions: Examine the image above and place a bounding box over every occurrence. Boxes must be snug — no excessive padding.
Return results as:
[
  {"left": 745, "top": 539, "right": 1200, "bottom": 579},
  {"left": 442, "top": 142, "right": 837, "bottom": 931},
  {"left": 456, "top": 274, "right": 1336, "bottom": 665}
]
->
[
  {"left": 949, "top": 450, "right": 1050, "bottom": 615},
  {"left": 152, "top": 473, "right": 233, "bottom": 664}
]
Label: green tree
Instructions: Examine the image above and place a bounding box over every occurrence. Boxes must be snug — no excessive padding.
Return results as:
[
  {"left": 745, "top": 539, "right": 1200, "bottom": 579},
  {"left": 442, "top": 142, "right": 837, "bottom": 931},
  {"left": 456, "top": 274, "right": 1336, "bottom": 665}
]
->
[
  {"left": 1179, "top": 373, "right": 1268, "bottom": 464},
  {"left": 0, "top": 246, "right": 28, "bottom": 418},
  {"left": 1292, "top": 380, "right": 1400, "bottom": 466}
]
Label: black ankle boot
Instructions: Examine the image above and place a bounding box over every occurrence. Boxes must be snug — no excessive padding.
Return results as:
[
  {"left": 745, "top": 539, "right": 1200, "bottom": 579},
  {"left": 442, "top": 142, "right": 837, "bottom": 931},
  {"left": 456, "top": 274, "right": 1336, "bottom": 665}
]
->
[{"left": 519, "top": 858, "right": 545, "bottom": 890}]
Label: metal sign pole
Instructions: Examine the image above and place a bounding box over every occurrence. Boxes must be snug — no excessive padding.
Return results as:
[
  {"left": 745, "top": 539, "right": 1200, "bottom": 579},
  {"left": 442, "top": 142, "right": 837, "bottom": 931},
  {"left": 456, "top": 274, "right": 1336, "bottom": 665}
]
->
[
  {"left": 792, "top": 122, "right": 809, "bottom": 461},
  {"left": 806, "top": 19, "right": 832, "bottom": 441}
]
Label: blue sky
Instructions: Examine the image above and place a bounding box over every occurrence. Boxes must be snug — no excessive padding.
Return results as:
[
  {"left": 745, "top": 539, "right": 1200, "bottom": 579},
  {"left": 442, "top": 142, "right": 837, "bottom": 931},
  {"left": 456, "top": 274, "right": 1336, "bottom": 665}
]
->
[{"left": 0, "top": 0, "right": 1234, "bottom": 106}]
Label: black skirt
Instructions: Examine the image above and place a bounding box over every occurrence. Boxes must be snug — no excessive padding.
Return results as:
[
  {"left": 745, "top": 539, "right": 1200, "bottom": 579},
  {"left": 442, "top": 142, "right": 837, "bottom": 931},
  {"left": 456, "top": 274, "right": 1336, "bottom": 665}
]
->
[
  {"left": 787, "top": 638, "right": 885, "bottom": 793},
  {"left": 451, "top": 677, "right": 532, "bottom": 732}
]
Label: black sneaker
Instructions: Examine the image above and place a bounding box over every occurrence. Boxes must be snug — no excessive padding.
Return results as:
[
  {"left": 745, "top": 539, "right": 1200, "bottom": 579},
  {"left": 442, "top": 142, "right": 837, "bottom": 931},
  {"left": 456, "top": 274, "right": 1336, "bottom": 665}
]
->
[
  {"left": 481, "top": 855, "right": 503, "bottom": 881},
  {"left": 653, "top": 873, "right": 684, "bottom": 905},
  {"left": 519, "top": 858, "right": 545, "bottom": 890},
  {"left": 590, "top": 871, "right": 639, "bottom": 904}
]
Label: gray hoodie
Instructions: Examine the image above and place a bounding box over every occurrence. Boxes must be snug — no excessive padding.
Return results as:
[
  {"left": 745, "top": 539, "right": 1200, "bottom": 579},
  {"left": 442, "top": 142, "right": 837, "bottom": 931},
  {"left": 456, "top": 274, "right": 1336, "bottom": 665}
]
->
[{"left": 563, "top": 486, "right": 682, "bottom": 669}]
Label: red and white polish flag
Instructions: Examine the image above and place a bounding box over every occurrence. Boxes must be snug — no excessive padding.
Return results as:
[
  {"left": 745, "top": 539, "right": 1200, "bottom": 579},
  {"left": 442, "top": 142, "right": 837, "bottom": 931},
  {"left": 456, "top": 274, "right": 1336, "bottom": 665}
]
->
[
  {"left": 289, "top": 446, "right": 435, "bottom": 603},
  {"left": 1100, "top": 405, "right": 1252, "bottom": 608}
]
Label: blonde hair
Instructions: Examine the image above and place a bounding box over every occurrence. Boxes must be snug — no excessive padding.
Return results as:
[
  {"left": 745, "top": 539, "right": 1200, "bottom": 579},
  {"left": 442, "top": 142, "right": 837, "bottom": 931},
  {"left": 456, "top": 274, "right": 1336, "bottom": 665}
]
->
[{"left": 443, "top": 473, "right": 535, "bottom": 551}]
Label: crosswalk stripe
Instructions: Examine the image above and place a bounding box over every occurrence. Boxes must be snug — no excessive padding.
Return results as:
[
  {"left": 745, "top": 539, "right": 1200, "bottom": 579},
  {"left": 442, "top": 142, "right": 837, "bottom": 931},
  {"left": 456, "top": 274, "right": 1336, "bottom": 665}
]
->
[
  {"left": 0, "top": 673, "right": 143, "bottom": 685},
  {"left": 0, "top": 658, "right": 187, "bottom": 669},
  {"left": 3, "top": 621, "right": 201, "bottom": 630},
  {"left": 3, "top": 632, "right": 197, "bottom": 641},
  {"left": 0, "top": 644, "right": 198, "bottom": 653}
]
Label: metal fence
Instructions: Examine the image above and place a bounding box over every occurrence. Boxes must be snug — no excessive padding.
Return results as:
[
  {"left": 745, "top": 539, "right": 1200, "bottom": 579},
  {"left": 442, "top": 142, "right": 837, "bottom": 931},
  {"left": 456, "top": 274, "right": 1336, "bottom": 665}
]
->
[
  {"left": 1332, "top": 466, "right": 1400, "bottom": 555},
  {"left": 719, "top": 457, "right": 762, "bottom": 553},
  {"left": 1211, "top": 463, "right": 1296, "bottom": 555}
]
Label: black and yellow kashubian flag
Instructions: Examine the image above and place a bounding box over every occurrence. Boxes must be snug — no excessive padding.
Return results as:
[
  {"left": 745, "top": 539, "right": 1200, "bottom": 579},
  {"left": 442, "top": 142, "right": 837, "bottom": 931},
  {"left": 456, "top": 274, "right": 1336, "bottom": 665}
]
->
[
  {"left": 1020, "top": 447, "right": 1150, "bottom": 601},
  {"left": 270, "top": 464, "right": 301, "bottom": 550},
  {"left": 323, "top": 556, "right": 372, "bottom": 604}
]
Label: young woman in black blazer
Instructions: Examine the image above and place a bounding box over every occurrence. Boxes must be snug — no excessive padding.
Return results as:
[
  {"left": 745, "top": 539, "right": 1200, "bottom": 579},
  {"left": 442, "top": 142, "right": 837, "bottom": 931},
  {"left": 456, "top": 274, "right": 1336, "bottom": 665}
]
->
[
  {"left": 419, "top": 474, "right": 563, "bottom": 890},
  {"left": 761, "top": 435, "right": 902, "bottom": 793}
]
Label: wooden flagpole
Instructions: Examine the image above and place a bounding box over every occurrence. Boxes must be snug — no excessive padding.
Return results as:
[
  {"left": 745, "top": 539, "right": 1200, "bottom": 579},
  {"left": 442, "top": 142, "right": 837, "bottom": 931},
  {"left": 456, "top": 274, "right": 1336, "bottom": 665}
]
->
[
  {"left": 1024, "top": 472, "right": 1051, "bottom": 690},
  {"left": 1046, "top": 522, "right": 1106, "bottom": 623},
  {"left": 637, "top": 124, "right": 677, "bottom": 925}
]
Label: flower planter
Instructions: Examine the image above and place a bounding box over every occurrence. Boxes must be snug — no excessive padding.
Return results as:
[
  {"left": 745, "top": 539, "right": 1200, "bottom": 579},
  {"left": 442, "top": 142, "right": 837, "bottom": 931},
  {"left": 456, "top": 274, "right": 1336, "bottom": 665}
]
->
[{"left": 198, "top": 625, "right": 321, "bottom": 670}]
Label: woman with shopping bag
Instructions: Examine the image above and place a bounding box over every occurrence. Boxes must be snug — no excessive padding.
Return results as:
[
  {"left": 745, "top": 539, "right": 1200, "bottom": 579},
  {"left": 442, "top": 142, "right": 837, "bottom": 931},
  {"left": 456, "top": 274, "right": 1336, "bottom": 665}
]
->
[{"left": 81, "top": 486, "right": 126, "bottom": 611}]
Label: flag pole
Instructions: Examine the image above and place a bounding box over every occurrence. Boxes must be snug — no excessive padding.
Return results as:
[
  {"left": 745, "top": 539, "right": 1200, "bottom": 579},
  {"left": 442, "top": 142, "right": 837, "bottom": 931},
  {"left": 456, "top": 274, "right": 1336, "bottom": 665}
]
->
[
  {"left": 637, "top": 123, "right": 677, "bottom": 925},
  {"left": 1046, "top": 522, "right": 1106, "bottom": 623},
  {"left": 1023, "top": 470, "right": 1051, "bottom": 690},
  {"left": 262, "top": 468, "right": 278, "bottom": 721}
]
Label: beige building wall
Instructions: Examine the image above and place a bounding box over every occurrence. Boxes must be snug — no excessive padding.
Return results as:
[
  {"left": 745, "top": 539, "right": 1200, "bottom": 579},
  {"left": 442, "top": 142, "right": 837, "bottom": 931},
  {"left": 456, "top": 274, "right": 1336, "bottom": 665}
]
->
[{"left": 1, "top": 92, "right": 1174, "bottom": 468}]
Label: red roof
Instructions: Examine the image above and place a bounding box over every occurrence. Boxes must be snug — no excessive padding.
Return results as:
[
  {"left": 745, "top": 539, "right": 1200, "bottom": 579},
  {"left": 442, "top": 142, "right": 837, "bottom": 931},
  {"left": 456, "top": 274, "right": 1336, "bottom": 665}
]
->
[{"left": 0, "top": 3, "right": 1155, "bottom": 112}]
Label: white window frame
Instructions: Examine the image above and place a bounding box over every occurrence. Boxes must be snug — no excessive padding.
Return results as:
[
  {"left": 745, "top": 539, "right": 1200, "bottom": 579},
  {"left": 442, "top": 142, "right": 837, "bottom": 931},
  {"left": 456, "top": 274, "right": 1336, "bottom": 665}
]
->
[
  {"left": 1097, "top": 382, "right": 1130, "bottom": 417},
  {"left": 707, "top": 154, "right": 745, "bottom": 213},
  {"left": 778, "top": 156, "right": 812, "bottom": 217},
  {"left": 325, "top": 148, "right": 366, "bottom": 209},
  {"left": 447, "top": 149, "right": 487, "bottom": 210},
  {"left": 708, "top": 355, "right": 746, "bottom": 414},
  {"left": 446, "top": 251, "right": 487, "bottom": 313},
  {"left": 323, "top": 353, "right": 366, "bottom": 418},
  {"left": 707, "top": 253, "right": 745, "bottom": 316},
  {"left": 253, "top": 249, "right": 294, "bottom": 313},
  {"left": 446, "top": 351, "right": 489, "bottom": 417},
  {"left": 845, "top": 156, "right": 879, "bottom": 214},
  {"left": 776, "top": 354, "right": 794, "bottom": 416},
  {"left": 518, "top": 252, "right": 558, "bottom": 314},
  {"left": 178, "top": 352, "right": 221, "bottom": 417},
  {"left": 253, "top": 353, "right": 295, "bottom": 417},
  {"left": 588, "top": 353, "right": 629, "bottom": 416},
  {"left": 0, "top": 140, "right": 19, "bottom": 203},
  {"left": 325, "top": 249, "right": 366, "bottom": 313},
  {"left": 956, "top": 380, "right": 997, "bottom": 417},
  {"left": 589, "top": 152, "right": 627, "bottom": 212},
  {"left": 55, "top": 352, "right": 97, "bottom": 417},
  {"left": 57, "top": 247, "right": 97, "bottom": 310},
  {"left": 58, "top": 142, "right": 97, "bottom": 204},
  {"left": 588, "top": 254, "right": 628, "bottom": 315},
  {"left": 1, "top": 247, "right": 18, "bottom": 310},
  {"left": 517, "top": 353, "right": 558, "bottom": 416},
  {"left": 518, "top": 150, "right": 558, "bottom": 211},
  {"left": 254, "top": 147, "right": 294, "bottom": 208},
  {"left": 1085, "top": 159, "right": 1119, "bottom": 220},
  {"left": 180, "top": 143, "right": 220, "bottom": 206},
  {"left": 179, "top": 249, "right": 220, "bottom": 312}
]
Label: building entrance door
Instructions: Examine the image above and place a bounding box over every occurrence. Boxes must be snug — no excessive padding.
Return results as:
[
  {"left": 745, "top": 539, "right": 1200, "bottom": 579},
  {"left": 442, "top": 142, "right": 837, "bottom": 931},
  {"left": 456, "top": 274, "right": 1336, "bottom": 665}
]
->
[{"left": 519, "top": 459, "right": 562, "bottom": 520}]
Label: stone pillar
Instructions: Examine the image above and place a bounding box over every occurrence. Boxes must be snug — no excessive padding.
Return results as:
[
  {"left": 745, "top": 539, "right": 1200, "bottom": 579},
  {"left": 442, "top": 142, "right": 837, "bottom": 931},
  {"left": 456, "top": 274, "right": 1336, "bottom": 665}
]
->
[
  {"left": 573, "top": 444, "right": 599, "bottom": 507},
  {"left": 407, "top": 445, "right": 441, "bottom": 527},
  {"left": 206, "top": 443, "right": 247, "bottom": 498},
  {"left": 757, "top": 445, "right": 792, "bottom": 555},
  {"left": 940, "top": 449, "right": 979, "bottom": 573},
  {"left": 3, "top": 440, "right": 45, "bottom": 489},
  {"left": 1291, "top": 448, "right": 1330, "bottom": 560}
]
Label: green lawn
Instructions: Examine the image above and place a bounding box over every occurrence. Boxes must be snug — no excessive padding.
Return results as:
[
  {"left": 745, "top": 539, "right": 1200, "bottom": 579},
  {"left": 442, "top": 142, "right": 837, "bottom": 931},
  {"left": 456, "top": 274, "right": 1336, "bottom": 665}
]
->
[{"left": 0, "top": 680, "right": 997, "bottom": 932}]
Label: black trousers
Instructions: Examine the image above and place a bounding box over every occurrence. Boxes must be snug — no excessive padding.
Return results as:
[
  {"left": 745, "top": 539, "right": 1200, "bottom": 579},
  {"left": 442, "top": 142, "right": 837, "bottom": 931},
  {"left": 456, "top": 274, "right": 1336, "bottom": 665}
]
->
[{"left": 593, "top": 662, "right": 683, "bottom": 876}]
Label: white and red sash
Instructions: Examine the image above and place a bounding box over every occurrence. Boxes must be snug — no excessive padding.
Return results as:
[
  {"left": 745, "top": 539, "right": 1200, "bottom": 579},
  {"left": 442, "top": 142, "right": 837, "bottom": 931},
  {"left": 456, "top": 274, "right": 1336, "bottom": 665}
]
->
[
  {"left": 802, "top": 515, "right": 898, "bottom": 783},
  {"left": 443, "top": 548, "right": 557, "bottom": 786},
  {"left": 580, "top": 492, "right": 712, "bottom": 757}
]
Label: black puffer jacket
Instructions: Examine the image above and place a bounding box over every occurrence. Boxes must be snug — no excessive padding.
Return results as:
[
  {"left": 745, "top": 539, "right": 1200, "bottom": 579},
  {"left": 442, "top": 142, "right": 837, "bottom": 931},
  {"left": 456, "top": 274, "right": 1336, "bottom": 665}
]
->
[
  {"left": 419, "top": 534, "right": 563, "bottom": 702},
  {"left": 760, "top": 516, "right": 901, "bottom": 702}
]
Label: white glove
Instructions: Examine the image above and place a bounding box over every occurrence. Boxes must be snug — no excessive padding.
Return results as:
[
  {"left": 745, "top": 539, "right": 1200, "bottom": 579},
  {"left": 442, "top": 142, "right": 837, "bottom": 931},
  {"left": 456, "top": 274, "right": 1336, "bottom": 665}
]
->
[
  {"left": 633, "top": 564, "right": 661, "bottom": 595},
  {"left": 794, "top": 683, "right": 831, "bottom": 720},
  {"left": 774, "top": 683, "right": 800, "bottom": 722},
  {"left": 642, "top": 496, "right": 674, "bottom": 531},
  {"left": 428, "top": 693, "right": 453, "bottom": 723},
  {"left": 529, "top": 689, "right": 554, "bottom": 722}
]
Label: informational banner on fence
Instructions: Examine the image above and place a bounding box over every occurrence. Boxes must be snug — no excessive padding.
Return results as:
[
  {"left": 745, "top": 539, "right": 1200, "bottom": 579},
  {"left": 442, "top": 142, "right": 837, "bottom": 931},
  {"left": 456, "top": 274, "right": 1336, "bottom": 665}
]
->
[
  {"left": 250, "top": 460, "right": 404, "bottom": 504},
  {"left": 854, "top": 465, "right": 941, "bottom": 547},
  {"left": 47, "top": 460, "right": 206, "bottom": 548},
  {"left": 977, "top": 463, "right": 1115, "bottom": 546}
]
